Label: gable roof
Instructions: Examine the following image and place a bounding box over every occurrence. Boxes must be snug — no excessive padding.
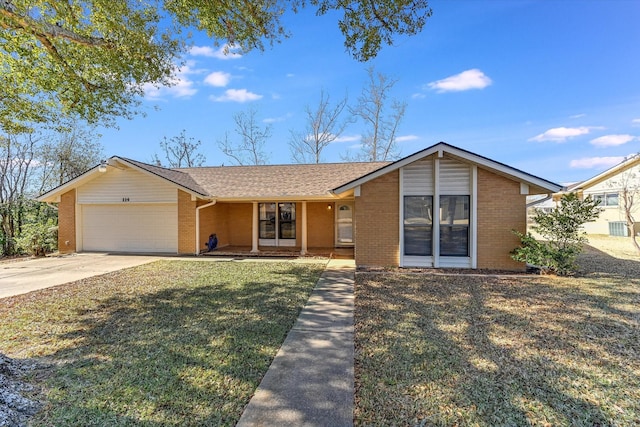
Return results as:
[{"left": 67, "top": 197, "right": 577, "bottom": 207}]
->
[
  {"left": 37, "top": 156, "right": 389, "bottom": 202},
  {"left": 332, "top": 142, "right": 562, "bottom": 195},
  {"left": 566, "top": 153, "right": 640, "bottom": 192},
  {"left": 117, "top": 157, "right": 209, "bottom": 196}
]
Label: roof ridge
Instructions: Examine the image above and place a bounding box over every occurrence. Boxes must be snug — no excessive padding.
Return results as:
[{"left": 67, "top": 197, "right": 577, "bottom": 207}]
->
[{"left": 175, "top": 160, "right": 391, "bottom": 171}]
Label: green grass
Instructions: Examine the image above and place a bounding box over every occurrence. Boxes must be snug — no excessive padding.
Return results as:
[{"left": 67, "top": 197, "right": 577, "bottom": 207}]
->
[
  {"left": 354, "top": 251, "right": 640, "bottom": 426},
  {"left": 0, "top": 260, "right": 325, "bottom": 426}
]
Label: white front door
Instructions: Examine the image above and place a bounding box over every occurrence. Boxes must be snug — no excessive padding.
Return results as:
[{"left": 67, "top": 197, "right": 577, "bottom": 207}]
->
[{"left": 335, "top": 202, "right": 354, "bottom": 247}]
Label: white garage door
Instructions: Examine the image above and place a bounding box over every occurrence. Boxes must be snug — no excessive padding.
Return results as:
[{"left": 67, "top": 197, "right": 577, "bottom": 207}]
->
[{"left": 82, "top": 204, "right": 178, "bottom": 253}]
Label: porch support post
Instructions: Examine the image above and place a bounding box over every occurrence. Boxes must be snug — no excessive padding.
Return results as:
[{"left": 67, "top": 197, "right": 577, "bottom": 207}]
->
[
  {"left": 301, "top": 201, "right": 308, "bottom": 255},
  {"left": 251, "top": 202, "right": 259, "bottom": 253}
]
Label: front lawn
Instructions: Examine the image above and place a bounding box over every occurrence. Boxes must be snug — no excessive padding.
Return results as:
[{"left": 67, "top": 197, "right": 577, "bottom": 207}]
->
[
  {"left": 355, "top": 250, "right": 640, "bottom": 426},
  {"left": 0, "top": 260, "right": 325, "bottom": 426}
]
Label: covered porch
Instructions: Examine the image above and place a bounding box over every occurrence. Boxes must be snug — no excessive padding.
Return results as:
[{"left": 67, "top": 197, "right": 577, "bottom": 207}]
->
[{"left": 194, "top": 200, "right": 355, "bottom": 256}]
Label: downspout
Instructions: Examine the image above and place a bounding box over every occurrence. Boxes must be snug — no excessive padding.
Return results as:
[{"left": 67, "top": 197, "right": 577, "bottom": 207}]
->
[{"left": 195, "top": 200, "right": 217, "bottom": 255}]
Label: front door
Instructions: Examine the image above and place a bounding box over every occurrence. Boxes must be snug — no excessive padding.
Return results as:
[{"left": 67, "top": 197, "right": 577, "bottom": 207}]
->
[{"left": 335, "top": 202, "right": 354, "bottom": 247}]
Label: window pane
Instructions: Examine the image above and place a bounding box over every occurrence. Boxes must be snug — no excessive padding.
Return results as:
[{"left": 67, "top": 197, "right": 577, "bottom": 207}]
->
[
  {"left": 404, "top": 196, "right": 432, "bottom": 256},
  {"left": 592, "top": 194, "right": 604, "bottom": 205},
  {"left": 440, "top": 195, "right": 469, "bottom": 257},
  {"left": 606, "top": 193, "right": 619, "bottom": 207},
  {"left": 279, "top": 203, "right": 296, "bottom": 239},
  {"left": 259, "top": 203, "right": 276, "bottom": 239}
]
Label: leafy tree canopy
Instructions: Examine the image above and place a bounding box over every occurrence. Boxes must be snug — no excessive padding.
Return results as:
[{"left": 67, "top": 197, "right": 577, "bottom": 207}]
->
[{"left": 0, "top": 0, "right": 431, "bottom": 132}]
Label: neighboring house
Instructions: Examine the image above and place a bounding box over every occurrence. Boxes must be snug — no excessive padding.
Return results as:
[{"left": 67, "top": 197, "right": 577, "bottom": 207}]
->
[
  {"left": 37, "top": 142, "right": 561, "bottom": 270},
  {"left": 555, "top": 154, "right": 640, "bottom": 237}
]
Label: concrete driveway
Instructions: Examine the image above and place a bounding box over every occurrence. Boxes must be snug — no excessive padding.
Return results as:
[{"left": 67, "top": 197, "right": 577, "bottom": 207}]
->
[{"left": 0, "top": 253, "right": 160, "bottom": 299}]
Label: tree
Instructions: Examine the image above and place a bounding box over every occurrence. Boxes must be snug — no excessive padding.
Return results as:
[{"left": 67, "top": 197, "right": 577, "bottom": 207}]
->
[
  {"left": 154, "top": 130, "right": 206, "bottom": 168},
  {"left": 38, "top": 122, "right": 103, "bottom": 191},
  {"left": 0, "top": 132, "right": 37, "bottom": 255},
  {"left": 609, "top": 156, "right": 640, "bottom": 252},
  {"left": 1, "top": 1, "right": 432, "bottom": 131},
  {"left": 511, "top": 193, "right": 602, "bottom": 275},
  {"left": 218, "top": 109, "right": 271, "bottom": 165},
  {"left": 289, "top": 89, "right": 350, "bottom": 164},
  {"left": 346, "top": 66, "right": 406, "bottom": 162}
]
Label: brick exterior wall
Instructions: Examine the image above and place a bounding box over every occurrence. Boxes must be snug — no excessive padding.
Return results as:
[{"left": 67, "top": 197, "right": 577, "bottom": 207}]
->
[
  {"left": 227, "top": 203, "right": 253, "bottom": 246},
  {"left": 477, "top": 168, "right": 527, "bottom": 270},
  {"left": 58, "top": 189, "right": 76, "bottom": 253},
  {"left": 355, "top": 170, "right": 400, "bottom": 267},
  {"left": 307, "top": 202, "right": 335, "bottom": 248},
  {"left": 198, "top": 202, "right": 229, "bottom": 252},
  {"left": 177, "top": 190, "right": 196, "bottom": 254}
]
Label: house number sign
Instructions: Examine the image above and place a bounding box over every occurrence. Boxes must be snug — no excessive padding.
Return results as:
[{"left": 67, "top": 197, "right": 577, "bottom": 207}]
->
[{"left": 122, "top": 197, "right": 130, "bottom": 202}]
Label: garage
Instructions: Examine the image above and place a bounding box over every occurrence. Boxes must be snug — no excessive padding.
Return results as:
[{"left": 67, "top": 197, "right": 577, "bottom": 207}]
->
[{"left": 81, "top": 204, "right": 178, "bottom": 253}]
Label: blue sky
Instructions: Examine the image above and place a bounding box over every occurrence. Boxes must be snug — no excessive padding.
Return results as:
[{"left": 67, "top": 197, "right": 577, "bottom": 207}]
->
[{"left": 98, "top": 0, "right": 640, "bottom": 185}]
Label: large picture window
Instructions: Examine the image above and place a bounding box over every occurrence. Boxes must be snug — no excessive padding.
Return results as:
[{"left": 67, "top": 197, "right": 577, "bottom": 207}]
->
[
  {"left": 440, "top": 195, "right": 469, "bottom": 257},
  {"left": 404, "top": 196, "right": 433, "bottom": 256}
]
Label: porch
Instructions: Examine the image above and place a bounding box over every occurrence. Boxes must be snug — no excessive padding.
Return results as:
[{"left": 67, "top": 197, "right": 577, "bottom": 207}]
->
[{"left": 199, "top": 246, "right": 354, "bottom": 259}]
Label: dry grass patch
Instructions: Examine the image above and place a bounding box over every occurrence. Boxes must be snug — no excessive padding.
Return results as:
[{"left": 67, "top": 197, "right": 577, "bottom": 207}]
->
[
  {"left": 0, "top": 260, "right": 325, "bottom": 426},
  {"left": 355, "top": 252, "right": 640, "bottom": 426}
]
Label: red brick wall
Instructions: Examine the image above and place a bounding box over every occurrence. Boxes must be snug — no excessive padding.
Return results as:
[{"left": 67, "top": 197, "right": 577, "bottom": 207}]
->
[
  {"left": 58, "top": 189, "right": 76, "bottom": 253},
  {"left": 178, "top": 190, "right": 196, "bottom": 254},
  {"left": 477, "top": 168, "right": 527, "bottom": 270},
  {"left": 307, "top": 202, "right": 335, "bottom": 248},
  {"left": 355, "top": 171, "right": 400, "bottom": 267}
]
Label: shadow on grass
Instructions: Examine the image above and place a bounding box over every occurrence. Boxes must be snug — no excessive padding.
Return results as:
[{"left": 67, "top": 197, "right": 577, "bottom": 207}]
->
[
  {"left": 355, "top": 266, "right": 640, "bottom": 426},
  {"left": 577, "top": 243, "right": 640, "bottom": 278},
  {"left": 7, "top": 261, "right": 324, "bottom": 427}
]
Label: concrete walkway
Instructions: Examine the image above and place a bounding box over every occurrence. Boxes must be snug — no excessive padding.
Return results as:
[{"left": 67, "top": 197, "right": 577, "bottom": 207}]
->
[{"left": 237, "top": 259, "right": 356, "bottom": 427}]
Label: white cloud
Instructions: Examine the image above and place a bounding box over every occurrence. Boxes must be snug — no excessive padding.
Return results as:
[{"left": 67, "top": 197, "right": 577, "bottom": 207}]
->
[
  {"left": 411, "top": 93, "right": 426, "bottom": 99},
  {"left": 529, "top": 126, "right": 594, "bottom": 142},
  {"left": 396, "top": 135, "right": 419, "bottom": 142},
  {"left": 190, "top": 44, "right": 242, "bottom": 60},
  {"left": 204, "top": 71, "right": 231, "bottom": 87},
  {"left": 334, "top": 135, "right": 361, "bottom": 143},
  {"left": 570, "top": 156, "right": 625, "bottom": 169},
  {"left": 263, "top": 113, "right": 292, "bottom": 123},
  {"left": 427, "top": 69, "right": 492, "bottom": 93},
  {"left": 570, "top": 113, "right": 586, "bottom": 119},
  {"left": 632, "top": 118, "right": 640, "bottom": 126},
  {"left": 143, "top": 63, "right": 198, "bottom": 99},
  {"left": 210, "top": 89, "right": 262, "bottom": 102},
  {"left": 590, "top": 134, "right": 636, "bottom": 147}
]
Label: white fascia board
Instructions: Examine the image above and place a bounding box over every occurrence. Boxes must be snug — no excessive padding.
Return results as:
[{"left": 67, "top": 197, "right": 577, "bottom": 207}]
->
[
  {"left": 332, "top": 142, "right": 562, "bottom": 195},
  {"left": 571, "top": 155, "right": 640, "bottom": 191},
  {"left": 36, "top": 165, "right": 104, "bottom": 203}
]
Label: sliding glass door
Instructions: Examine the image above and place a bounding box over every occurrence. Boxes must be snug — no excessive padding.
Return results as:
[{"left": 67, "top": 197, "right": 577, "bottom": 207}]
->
[{"left": 259, "top": 202, "right": 296, "bottom": 246}]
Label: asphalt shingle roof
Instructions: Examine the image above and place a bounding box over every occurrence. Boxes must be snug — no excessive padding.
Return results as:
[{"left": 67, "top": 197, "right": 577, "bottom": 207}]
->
[
  {"left": 120, "top": 157, "right": 389, "bottom": 199},
  {"left": 118, "top": 157, "right": 209, "bottom": 196},
  {"left": 175, "top": 162, "right": 390, "bottom": 199}
]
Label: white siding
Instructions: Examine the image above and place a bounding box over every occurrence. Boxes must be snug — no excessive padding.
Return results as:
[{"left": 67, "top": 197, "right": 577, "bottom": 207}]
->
[
  {"left": 78, "top": 167, "right": 178, "bottom": 204},
  {"left": 440, "top": 158, "right": 470, "bottom": 194},
  {"left": 403, "top": 158, "right": 434, "bottom": 195}
]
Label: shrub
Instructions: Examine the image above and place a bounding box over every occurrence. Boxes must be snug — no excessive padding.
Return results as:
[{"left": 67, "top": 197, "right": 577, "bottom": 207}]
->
[
  {"left": 512, "top": 193, "right": 601, "bottom": 275},
  {"left": 15, "top": 220, "right": 58, "bottom": 256}
]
